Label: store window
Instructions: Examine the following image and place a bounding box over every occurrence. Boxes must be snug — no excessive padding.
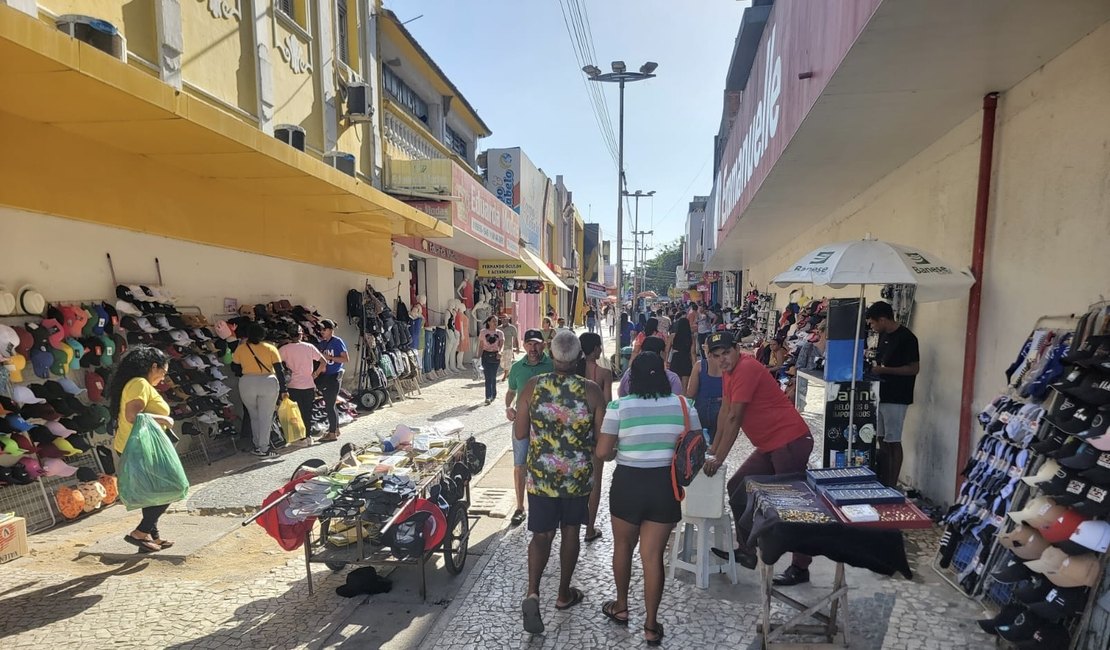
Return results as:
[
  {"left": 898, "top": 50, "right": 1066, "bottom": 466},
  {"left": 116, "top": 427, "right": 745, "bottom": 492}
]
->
[
  {"left": 383, "top": 67, "right": 429, "bottom": 124},
  {"left": 445, "top": 126, "right": 468, "bottom": 159}
]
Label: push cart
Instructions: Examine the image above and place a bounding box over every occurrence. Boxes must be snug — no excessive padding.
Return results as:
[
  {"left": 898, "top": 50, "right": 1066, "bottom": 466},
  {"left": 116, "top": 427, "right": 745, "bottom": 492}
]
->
[{"left": 245, "top": 436, "right": 483, "bottom": 600}]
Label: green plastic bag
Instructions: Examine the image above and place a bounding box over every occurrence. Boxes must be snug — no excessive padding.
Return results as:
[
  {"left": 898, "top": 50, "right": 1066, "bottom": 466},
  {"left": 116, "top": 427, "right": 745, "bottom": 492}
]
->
[{"left": 118, "top": 413, "right": 190, "bottom": 510}]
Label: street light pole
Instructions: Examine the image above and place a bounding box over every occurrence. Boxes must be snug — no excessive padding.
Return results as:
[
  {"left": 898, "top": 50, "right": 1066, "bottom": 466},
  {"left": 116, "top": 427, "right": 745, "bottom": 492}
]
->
[
  {"left": 583, "top": 61, "right": 657, "bottom": 335},
  {"left": 623, "top": 189, "right": 655, "bottom": 307}
]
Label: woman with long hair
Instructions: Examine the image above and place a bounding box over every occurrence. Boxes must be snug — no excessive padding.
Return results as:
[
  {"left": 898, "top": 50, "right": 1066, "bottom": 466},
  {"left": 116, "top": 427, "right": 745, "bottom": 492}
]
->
[
  {"left": 686, "top": 341, "right": 724, "bottom": 443},
  {"left": 597, "top": 352, "right": 701, "bottom": 646},
  {"left": 577, "top": 332, "right": 613, "bottom": 543},
  {"left": 232, "top": 322, "right": 287, "bottom": 457},
  {"left": 619, "top": 312, "right": 633, "bottom": 348},
  {"left": 478, "top": 315, "right": 504, "bottom": 405},
  {"left": 108, "top": 345, "right": 176, "bottom": 552}
]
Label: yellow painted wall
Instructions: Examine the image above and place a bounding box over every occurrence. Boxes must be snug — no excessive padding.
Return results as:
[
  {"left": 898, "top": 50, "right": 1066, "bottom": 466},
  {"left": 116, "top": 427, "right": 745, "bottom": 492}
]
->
[
  {"left": 271, "top": 18, "right": 322, "bottom": 151},
  {"left": 740, "top": 20, "right": 1110, "bottom": 503},
  {"left": 180, "top": 0, "right": 256, "bottom": 116}
]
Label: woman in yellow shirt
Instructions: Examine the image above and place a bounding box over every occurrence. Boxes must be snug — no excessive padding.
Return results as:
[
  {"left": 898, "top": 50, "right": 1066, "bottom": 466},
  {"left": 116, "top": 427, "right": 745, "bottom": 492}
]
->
[
  {"left": 232, "top": 323, "right": 288, "bottom": 458},
  {"left": 108, "top": 346, "right": 176, "bottom": 553}
]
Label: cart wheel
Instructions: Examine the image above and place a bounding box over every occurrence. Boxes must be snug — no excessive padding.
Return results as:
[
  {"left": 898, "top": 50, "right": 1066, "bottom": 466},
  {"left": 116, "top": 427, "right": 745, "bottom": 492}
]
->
[
  {"left": 325, "top": 561, "right": 346, "bottom": 572},
  {"left": 373, "top": 388, "right": 389, "bottom": 406},
  {"left": 357, "top": 390, "right": 379, "bottom": 411},
  {"left": 443, "top": 501, "right": 470, "bottom": 575}
]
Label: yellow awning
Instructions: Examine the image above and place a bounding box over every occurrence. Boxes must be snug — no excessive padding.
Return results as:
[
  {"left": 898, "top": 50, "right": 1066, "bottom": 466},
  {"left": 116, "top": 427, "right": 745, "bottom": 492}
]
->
[
  {"left": 521, "top": 247, "right": 571, "bottom": 292},
  {"left": 0, "top": 6, "right": 451, "bottom": 277}
]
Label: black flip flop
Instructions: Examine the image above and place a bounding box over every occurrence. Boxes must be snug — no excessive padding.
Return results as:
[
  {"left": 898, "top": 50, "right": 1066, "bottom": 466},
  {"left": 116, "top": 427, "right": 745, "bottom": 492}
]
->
[
  {"left": 122, "top": 535, "right": 161, "bottom": 553},
  {"left": 510, "top": 509, "right": 526, "bottom": 527},
  {"left": 602, "top": 600, "right": 629, "bottom": 626},
  {"left": 555, "top": 587, "right": 585, "bottom": 611},
  {"left": 584, "top": 530, "right": 602, "bottom": 543},
  {"left": 522, "top": 596, "right": 544, "bottom": 634},
  {"left": 645, "top": 622, "right": 665, "bottom": 647}
]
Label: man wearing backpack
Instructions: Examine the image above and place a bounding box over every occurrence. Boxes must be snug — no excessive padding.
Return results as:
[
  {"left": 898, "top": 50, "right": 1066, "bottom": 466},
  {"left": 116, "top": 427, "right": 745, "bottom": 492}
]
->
[{"left": 702, "top": 331, "right": 816, "bottom": 587}]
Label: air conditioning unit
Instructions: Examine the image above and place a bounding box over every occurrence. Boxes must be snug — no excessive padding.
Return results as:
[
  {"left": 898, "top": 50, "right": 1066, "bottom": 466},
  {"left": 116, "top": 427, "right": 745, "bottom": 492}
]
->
[
  {"left": 324, "top": 152, "right": 356, "bottom": 178},
  {"left": 274, "top": 124, "right": 306, "bottom": 152},
  {"left": 346, "top": 83, "right": 372, "bottom": 123},
  {"left": 55, "top": 15, "right": 126, "bottom": 62}
]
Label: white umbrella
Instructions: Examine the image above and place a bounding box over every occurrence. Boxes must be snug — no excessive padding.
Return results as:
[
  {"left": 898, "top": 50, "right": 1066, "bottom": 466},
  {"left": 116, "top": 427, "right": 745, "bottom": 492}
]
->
[{"left": 771, "top": 236, "right": 974, "bottom": 463}]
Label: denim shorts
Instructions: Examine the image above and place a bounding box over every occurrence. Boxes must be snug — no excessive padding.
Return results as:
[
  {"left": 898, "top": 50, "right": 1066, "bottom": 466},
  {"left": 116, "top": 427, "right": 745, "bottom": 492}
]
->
[{"left": 513, "top": 435, "right": 529, "bottom": 466}]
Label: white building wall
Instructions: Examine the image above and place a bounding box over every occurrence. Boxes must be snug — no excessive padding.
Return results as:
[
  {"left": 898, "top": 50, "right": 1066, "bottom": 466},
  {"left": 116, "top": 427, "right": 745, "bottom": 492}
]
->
[
  {"left": 1, "top": 208, "right": 393, "bottom": 388},
  {"left": 740, "top": 20, "right": 1110, "bottom": 503}
]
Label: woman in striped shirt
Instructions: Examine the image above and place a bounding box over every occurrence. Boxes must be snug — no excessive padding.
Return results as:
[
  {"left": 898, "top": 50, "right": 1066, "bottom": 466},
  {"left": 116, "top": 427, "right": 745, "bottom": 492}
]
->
[{"left": 596, "top": 352, "right": 701, "bottom": 647}]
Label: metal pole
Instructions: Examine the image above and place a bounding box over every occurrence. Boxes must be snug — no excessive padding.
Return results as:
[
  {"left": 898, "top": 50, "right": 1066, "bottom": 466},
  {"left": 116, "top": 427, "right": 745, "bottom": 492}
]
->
[
  {"left": 633, "top": 195, "right": 641, "bottom": 301},
  {"left": 616, "top": 80, "right": 625, "bottom": 328}
]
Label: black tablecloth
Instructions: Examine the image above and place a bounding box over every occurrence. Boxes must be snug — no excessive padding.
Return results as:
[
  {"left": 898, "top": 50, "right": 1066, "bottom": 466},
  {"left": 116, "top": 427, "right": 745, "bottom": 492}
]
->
[{"left": 739, "top": 473, "right": 913, "bottom": 578}]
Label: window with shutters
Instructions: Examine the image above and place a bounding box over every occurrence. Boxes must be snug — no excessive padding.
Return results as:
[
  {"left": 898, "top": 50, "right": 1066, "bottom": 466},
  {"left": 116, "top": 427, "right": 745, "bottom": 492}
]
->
[
  {"left": 335, "top": 0, "right": 350, "bottom": 65},
  {"left": 445, "top": 126, "right": 468, "bottom": 159},
  {"left": 383, "top": 67, "right": 429, "bottom": 124}
]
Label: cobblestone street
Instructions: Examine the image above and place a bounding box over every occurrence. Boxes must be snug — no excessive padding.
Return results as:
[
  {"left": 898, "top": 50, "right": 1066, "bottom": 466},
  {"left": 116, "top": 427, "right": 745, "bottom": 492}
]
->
[{"left": 1, "top": 339, "right": 996, "bottom": 649}]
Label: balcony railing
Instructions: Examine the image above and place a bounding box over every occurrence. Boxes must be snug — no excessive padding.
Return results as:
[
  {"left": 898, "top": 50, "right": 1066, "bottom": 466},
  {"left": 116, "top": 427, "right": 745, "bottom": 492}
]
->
[{"left": 382, "top": 101, "right": 479, "bottom": 179}]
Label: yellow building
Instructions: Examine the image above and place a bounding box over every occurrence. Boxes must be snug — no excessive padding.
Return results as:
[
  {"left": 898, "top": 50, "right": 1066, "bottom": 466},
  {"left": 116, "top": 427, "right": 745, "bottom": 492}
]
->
[{"left": 0, "top": 0, "right": 449, "bottom": 326}]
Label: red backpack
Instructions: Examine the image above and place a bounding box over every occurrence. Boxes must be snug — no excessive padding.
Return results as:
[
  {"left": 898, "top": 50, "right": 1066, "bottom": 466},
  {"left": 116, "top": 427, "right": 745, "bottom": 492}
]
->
[{"left": 671, "top": 397, "right": 708, "bottom": 501}]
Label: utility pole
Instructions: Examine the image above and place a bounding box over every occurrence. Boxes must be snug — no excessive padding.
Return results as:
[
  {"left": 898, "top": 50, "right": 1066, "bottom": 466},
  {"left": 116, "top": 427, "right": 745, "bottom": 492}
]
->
[{"left": 623, "top": 189, "right": 654, "bottom": 305}]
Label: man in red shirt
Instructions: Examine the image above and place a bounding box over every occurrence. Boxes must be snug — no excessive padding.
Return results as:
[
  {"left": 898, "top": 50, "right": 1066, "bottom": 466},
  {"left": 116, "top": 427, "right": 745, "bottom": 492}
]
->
[{"left": 703, "top": 331, "right": 816, "bottom": 586}]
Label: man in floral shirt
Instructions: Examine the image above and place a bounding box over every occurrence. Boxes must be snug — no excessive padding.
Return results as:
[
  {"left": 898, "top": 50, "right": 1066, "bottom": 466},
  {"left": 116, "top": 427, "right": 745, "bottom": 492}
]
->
[{"left": 513, "top": 330, "right": 605, "bottom": 634}]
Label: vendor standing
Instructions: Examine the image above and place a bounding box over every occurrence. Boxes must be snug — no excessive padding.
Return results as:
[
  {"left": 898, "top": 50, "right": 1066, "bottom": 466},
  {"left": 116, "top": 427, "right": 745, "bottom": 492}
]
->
[
  {"left": 864, "top": 301, "right": 919, "bottom": 489},
  {"left": 702, "top": 331, "right": 816, "bottom": 587}
]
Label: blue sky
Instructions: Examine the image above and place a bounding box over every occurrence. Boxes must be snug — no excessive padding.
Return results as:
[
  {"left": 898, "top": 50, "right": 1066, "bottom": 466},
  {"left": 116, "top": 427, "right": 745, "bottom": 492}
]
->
[{"left": 387, "top": 0, "right": 749, "bottom": 260}]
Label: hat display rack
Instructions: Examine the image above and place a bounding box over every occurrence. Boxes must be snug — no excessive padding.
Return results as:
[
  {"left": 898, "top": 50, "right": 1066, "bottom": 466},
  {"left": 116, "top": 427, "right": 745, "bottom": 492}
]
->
[
  {"left": 0, "top": 292, "right": 124, "bottom": 535},
  {"left": 934, "top": 302, "right": 1110, "bottom": 648},
  {"left": 350, "top": 281, "right": 423, "bottom": 412}
]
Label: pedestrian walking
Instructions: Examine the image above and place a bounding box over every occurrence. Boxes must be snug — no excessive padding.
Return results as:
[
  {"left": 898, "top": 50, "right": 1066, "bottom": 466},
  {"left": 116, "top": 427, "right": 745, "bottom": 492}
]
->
[
  {"left": 619, "top": 312, "right": 633, "bottom": 348},
  {"left": 514, "top": 330, "right": 605, "bottom": 634},
  {"left": 505, "top": 329, "right": 555, "bottom": 527},
  {"left": 499, "top": 315, "right": 521, "bottom": 381},
  {"left": 668, "top": 307, "right": 697, "bottom": 391},
  {"left": 596, "top": 351, "right": 701, "bottom": 646},
  {"left": 685, "top": 341, "right": 724, "bottom": 442},
  {"left": 233, "top": 322, "right": 288, "bottom": 457},
  {"left": 479, "top": 315, "right": 504, "bottom": 405},
  {"left": 586, "top": 305, "right": 598, "bottom": 334},
  {"left": 541, "top": 317, "right": 556, "bottom": 353},
  {"left": 278, "top": 326, "right": 326, "bottom": 439},
  {"left": 703, "top": 331, "right": 815, "bottom": 587},
  {"left": 577, "top": 332, "right": 613, "bottom": 543},
  {"left": 109, "top": 346, "right": 178, "bottom": 552},
  {"left": 314, "top": 319, "right": 348, "bottom": 442}
]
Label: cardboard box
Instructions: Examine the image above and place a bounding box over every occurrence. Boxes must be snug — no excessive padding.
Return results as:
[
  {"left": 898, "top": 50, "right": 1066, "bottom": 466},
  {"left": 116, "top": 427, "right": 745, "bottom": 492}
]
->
[{"left": 0, "top": 516, "right": 28, "bottom": 564}]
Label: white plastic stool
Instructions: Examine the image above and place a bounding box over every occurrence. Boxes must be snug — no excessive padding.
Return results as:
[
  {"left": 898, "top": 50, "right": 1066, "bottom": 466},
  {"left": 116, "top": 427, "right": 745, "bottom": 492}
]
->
[{"left": 667, "top": 466, "right": 739, "bottom": 588}]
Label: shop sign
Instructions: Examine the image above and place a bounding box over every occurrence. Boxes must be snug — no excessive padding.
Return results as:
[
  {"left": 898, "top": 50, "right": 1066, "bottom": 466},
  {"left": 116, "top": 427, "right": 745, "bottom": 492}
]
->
[
  {"left": 697, "top": 283, "right": 710, "bottom": 292},
  {"left": 394, "top": 236, "right": 479, "bottom": 269},
  {"left": 702, "top": 271, "right": 721, "bottom": 283},
  {"left": 478, "top": 259, "right": 531, "bottom": 278},
  {"left": 585, "top": 281, "right": 607, "bottom": 300},
  {"left": 392, "top": 159, "right": 520, "bottom": 258},
  {"left": 715, "top": 2, "right": 881, "bottom": 238},
  {"left": 821, "top": 381, "right": 878, "bottom": 468},
  {"left": 485, "top": 147, "right": 545, "bottom": 254}
]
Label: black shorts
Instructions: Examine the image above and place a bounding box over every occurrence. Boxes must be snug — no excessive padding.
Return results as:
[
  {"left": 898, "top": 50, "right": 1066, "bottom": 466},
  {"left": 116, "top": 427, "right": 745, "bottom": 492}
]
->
[
  {"left": 527, "top": 494, "right": 589, "bottom": 533},
  {"left": 609, "top": 465, "right": 681, "bottom": 525},
  {"left": 670, "top": 354, "right": 693, "bottom": 377}
]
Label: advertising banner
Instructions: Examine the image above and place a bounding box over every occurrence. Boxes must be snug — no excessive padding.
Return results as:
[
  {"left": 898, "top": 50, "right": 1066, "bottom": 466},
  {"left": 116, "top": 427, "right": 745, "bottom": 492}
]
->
[
  {"left": 822, "top": 382, "right": 878, "bottom": 468},
  {"left": 583, "top": 223, "right": 601, "bottom": 282},
  {"left": 485, "top": 147, "right": 545, "bottom": 254},
  {"left": 478, "top": 260, "right": 532, "bottom": 278},
  {"left": 391, "top": 159, "right": 520, "bottom": 258},
  {"left": 585, "top": 281, "right": 607, "bottom": 300},
  {"left": 714, "top": 1, "right": 881, "bottom": 240}
]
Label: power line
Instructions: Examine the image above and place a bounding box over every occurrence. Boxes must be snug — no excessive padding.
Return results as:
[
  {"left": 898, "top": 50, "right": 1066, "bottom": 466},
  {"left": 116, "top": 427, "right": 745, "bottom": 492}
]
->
[{"left": 556, "top": 0, "right": 619, "bottom": 166}]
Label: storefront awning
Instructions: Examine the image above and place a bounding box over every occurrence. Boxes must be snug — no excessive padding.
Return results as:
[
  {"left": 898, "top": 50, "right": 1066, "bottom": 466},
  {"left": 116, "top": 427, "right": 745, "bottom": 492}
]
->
[
  {"left": 0, "top": 6, "right": 451, "bottom": 278},
  {"left": 521, "top": 248, "right": 571, "bottom": 292}
]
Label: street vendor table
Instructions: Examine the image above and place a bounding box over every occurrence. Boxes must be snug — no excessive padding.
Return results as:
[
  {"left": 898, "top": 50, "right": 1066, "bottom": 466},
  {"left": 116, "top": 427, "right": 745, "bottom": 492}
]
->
[{"left": 741, "top": 474, "right": 932, "bottom": 649}]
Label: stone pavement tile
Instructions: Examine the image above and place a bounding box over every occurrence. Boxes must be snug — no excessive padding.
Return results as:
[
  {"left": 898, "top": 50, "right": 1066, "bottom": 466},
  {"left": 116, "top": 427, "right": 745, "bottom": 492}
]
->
[{"left": 76, "top": 514, "right": 240, "bottom": 563}]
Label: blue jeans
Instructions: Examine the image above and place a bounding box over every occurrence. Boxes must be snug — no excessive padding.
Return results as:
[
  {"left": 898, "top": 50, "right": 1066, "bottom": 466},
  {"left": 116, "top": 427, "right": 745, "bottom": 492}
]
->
[{"left": 482, "top": 361, "right": 499, "bottom": 401}]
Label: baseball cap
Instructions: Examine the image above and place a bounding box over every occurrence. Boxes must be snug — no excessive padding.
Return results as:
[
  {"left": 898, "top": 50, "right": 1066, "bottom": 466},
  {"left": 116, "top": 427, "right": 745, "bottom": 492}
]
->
[
  {"left": 45, "top": 420, "right": 76, "bottom": 438},
  {"left": 523, "top": 329, "right": 544, "bottom": 343},
  {"left": 65, "top": 338, "right": 84, "bottom": 370},
  {"left": 706, "top": 331, "right": 736, "bottom": 352},
  {"left": 11, "top": 385, "right": 45, "bottom": 405},
  {"left": 996, "top": 610, "right": 1044, "bottom": 642},
  {"left": 1079, "top": 450, "right": 1110, "bottom": 483},
  {"left": 6, "top": 353, "right": 26, "bottom": 383},
  {"left": 1044, "top": 389, "right": 1082, "bottom": 428},
  {"left": 1036, "top": 467, "right": 1088, "bottom": 505},
  {"left": 41, "top": 456, "right": 78, "bottom": 477},
  {"left": 1064, "top": 334, "right": 1110, "bottom": 363},
  {"left": 998, "top": 525, "right": 1051, "bottom": 560},
  {"left": 85, "top": 370, "right": 106, "bottom": 403},
  {"left": 1014, "top": 624, "right": 1070, "bottom": 649},
  {"left": 1046, "top": 436, "right": 1083, "bottom": 461},
  {"left": 1009, "top": 496, "right": 1064, "bottom": 527},
  {"left": 1014, "top": 574, "right": 1054, "bottom": 604},
  {"left": 1057, "top": 441, "right": 1102, "bottom": 471},
  {"left": 1027, "top": 586, "right": 1089, "bottom": 622},
  {"left": 1036, "top": 507, "right": 1086, "bottom": 544},
  {"left": 1056, "top": 518, "right": 1110, "bottom": 555},
  {"left": 994, "top": 552, "right": 1034, "bottom": 581},
  {"left": 1062, "top": 374, "right": 1110, "bottom": 406},
  {"left": 0, "top": 324, "right": 18, "bottom": 360},
  {"left": 1025, "top": 547, "right": 1101, "bottom": 588},
  {"left": 1021, "top": 460, "right": 1061, "bottom": 487}
]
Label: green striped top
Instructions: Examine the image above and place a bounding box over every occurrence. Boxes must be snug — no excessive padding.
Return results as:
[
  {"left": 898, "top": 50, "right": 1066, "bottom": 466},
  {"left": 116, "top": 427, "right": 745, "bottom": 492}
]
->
[{"left": 601, "top": 394, "right": 701, "bottom": 468}]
